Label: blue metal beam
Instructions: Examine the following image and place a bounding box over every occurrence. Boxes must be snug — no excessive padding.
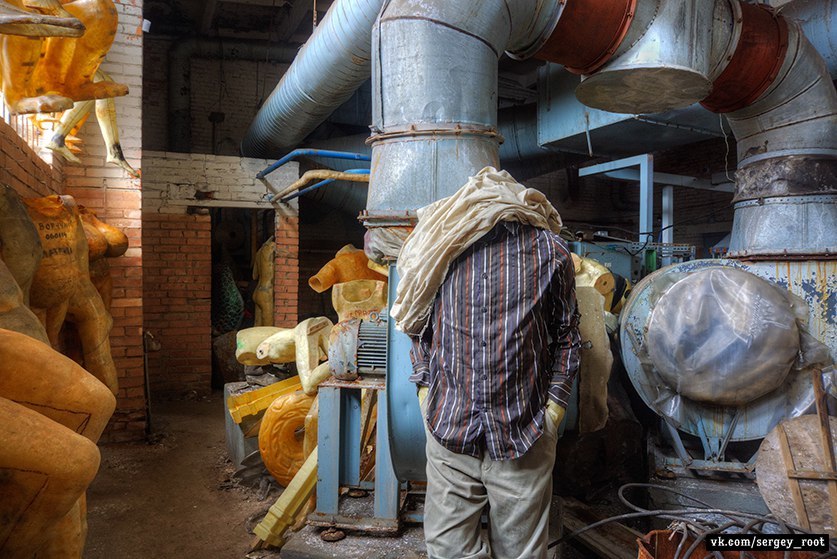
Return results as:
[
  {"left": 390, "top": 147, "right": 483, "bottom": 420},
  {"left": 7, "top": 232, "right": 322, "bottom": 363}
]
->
[{"left": 580, "top": 154, "right": 655, "bottom": 243}]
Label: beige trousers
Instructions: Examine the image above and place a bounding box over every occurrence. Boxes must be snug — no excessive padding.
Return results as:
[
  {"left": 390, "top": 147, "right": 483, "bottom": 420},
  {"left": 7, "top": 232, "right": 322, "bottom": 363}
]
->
[{"left": 422, "top": 409, "right": 559, "bottom": 559}]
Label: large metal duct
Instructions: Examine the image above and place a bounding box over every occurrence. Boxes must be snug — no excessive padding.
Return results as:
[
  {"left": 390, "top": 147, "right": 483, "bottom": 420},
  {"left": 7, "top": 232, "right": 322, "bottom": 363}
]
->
[
  {"left": 568, "top": 0, "right": 836, "bottom": 258},
  {"left": 240, "top": 0, "right": 386, "bottom": 158},
  {"left": 168, "top": 38, "right": 297, "bottom": 152},
  {"left": 303, "top": 104, "right": 572, "bottom": 215},
  {"left": 366, "top": 0, "right": 562, "bottom": 215}
]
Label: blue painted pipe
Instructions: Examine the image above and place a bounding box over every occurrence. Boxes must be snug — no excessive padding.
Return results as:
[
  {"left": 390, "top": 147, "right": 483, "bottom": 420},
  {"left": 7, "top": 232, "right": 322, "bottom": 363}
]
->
[
  {"left": 278, "top": 168, "right": 370, "bottom": 203},
  {"left": 256, "top": 149, "right": 371, "bottom": 180}
]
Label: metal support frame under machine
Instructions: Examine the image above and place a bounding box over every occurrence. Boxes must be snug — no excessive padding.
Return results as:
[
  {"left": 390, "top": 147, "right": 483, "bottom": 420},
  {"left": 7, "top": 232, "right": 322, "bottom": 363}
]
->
[{"left": 311, "top": 377, "right": 403, "bottom": 533}]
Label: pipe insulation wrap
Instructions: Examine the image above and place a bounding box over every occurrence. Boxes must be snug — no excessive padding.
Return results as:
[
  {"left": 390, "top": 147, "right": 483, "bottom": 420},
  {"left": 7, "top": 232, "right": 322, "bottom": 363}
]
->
[
  {"left": 240, "top": 0, "right": 386, "bottom": 158},
  {"left": 724, "top": 22, "right": 837, "bottom": 169}
]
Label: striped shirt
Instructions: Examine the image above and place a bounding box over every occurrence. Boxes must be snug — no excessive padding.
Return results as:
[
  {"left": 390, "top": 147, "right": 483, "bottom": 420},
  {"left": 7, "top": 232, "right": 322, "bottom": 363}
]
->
[{"left": 410, "top": 221, "right": 581, "bottom": 460}]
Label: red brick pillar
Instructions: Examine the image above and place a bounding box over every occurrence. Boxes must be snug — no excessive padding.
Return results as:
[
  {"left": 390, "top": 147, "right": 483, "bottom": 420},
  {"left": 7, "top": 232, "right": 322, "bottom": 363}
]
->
[{"left": 273, "top": 205, "right": 299, "bottom": 327}]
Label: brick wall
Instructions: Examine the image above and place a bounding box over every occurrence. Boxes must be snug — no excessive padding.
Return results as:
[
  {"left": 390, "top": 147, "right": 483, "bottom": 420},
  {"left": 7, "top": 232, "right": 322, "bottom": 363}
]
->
[
  {"left": 141, "top": 151, "right": 296, "bottom": 212},
  {"left": 142, "top": 35, "right": 288, "bottom": 154},
  {"left": 141, "top": 151, "right": 298, "bottom": 393},
  {"left": 274, "top": 204, "right": 299, "bottom": 328},
  {"left": 142, "top": 213, "right": 212, "bottom": 394},
  {"left": 0, "top": 120, "right": 64, "bottom": 197},
  {"left": 49, "top": 0, "right": 146, "bottom": 442}
]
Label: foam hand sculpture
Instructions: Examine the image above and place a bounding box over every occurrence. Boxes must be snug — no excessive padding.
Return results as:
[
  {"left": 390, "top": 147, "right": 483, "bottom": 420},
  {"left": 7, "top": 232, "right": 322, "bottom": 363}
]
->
[
  {"left": 24, "top": 194, "right": 118, "bottom": 393},
  {"left": 0, "top": 258, "right": 115, "bottom": 559},
  {"left": 308, "top": 244, "right": 387, "bottom": 293},
  {"left": 252, "top": 236, "right": 275, "bottom": 327}
]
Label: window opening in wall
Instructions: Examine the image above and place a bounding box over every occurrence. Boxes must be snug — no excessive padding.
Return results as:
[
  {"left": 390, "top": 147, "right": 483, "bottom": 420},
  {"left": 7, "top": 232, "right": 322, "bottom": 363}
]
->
[{"left": 210, "top": 206, "right": 274, "bottom": 389}]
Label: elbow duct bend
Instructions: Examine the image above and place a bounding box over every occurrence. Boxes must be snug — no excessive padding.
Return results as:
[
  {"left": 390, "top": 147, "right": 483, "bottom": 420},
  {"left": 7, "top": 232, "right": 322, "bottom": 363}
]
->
[{"left": 240, "top": 0, "right": 386, "bottom": 158}]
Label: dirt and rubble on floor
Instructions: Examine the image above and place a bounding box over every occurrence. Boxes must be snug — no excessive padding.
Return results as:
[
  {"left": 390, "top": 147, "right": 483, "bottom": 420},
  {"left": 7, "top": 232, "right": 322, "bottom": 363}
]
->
[{"left": 85, "top": 396, "right": 283, "bottom": 559}]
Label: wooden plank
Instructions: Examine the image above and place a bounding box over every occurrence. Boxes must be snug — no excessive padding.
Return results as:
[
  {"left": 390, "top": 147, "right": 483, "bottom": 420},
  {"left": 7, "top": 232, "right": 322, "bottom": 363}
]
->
[
  {"left": 788, "top": 469, "right": 837, "bottom": 481},
  {"left": 777, "top": 424, "right": 812, "bottom": 530},
  {"left": 812, "top": 370, "right": 837, "bottom": 526},
  {"left": 562, "top": 498, "right": 641, "bottom": 559}
]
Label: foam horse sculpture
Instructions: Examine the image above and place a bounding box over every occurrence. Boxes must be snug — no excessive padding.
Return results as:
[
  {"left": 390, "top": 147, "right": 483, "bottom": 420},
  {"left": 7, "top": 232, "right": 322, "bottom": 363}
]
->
[
  {"left": 23, "top": 193, "right": 119, "bottom": 393},
  {"left": 0, "top": 0, "right": 83, "bottom": 37},
  {"left": 0, "top": 250, "right": 115, "bottom": 558}
]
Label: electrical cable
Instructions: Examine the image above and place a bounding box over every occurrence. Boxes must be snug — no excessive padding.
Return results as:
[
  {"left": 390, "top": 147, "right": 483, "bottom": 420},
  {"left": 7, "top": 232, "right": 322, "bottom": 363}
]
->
[{"left": 548, "top": 483, "right": 837, "bottom": 558}]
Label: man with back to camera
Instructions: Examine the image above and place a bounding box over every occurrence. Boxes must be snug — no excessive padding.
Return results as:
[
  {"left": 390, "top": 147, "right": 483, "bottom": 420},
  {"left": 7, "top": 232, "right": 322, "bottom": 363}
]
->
[{"left": 391, "top": 167, "right": 581, "bottom": 559}]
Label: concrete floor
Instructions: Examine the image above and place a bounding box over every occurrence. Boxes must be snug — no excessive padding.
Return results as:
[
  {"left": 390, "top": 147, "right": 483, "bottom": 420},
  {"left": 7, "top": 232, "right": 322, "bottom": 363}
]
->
[
  {"left": 85, "top": 397, "right": 281, "bottom": 559},
  {"left": 84, "top": 395, "right": 570, "bottom": 559}
]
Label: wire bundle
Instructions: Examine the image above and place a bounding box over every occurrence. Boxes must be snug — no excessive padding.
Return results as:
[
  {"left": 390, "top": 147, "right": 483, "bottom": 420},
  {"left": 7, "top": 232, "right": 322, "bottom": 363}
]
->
[{"left": 549, "top": 483, "right": 837, "bottom": 559}]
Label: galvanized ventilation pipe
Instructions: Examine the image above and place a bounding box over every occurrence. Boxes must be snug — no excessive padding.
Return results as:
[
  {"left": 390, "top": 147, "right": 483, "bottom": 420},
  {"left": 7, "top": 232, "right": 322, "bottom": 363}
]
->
[
  {"left": 707, "top": 5, "right": 837, "bottom": 258},
  {"left": 303, "top": 104, "right": 571, "bottom": 214},
  {"left": 240, "top": 0, "right": 386, "bottom": 158},
  {"left": 168, "top": 38, "right": 297, "bottom": 152},
  {"left": 570, "top": 0, "right": 835, "bottom": 258},
  {"left": 366, "top": 0, "right": 562, "bottom": 215}
]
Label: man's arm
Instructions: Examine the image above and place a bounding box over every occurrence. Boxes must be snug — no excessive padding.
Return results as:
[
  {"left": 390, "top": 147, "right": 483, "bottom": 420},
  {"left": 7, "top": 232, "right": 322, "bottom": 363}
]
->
[{"left": 548, "top": 245, "right": 582, "bottom": 409}]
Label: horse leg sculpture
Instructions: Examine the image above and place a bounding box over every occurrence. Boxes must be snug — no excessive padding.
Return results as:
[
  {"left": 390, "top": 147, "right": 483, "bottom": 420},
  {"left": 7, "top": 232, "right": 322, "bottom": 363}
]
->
[
  {"left": 0, "top": 0, "right": 84, "bottom": 37},
  {"left": 33, "top": 0, "right": 128, "bottom": 101},
  {"left": 0, "top": 396, "right": 100, "bottom": 559}
]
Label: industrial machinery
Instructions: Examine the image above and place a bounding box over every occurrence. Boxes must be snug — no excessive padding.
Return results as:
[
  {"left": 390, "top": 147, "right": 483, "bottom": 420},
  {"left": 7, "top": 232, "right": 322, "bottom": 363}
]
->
[{"left": 245, "top": 0, "right": 837, "bottom": 532}]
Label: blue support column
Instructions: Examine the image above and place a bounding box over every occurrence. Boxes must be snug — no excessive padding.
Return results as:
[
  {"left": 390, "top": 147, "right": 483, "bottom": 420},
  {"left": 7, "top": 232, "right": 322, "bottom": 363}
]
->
[
  {"left": 339, "top": 389, "right": 362, "bottom": 486},
  {"left": 374, "top": 385, "right": 400, "bottom": 521},
  {"left": 316, "top": 386, "right": 341, "bottom": 515}
]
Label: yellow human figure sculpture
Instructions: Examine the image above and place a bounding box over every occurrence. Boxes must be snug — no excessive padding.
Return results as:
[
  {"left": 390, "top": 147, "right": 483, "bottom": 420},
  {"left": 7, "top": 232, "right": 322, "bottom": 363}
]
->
[
  {"left": 308, "top": 244, "right": 387, "bottom": 293},
  {"left": 0, "top": 259, "right": 115, "bottom": 559},
  {"left": 253, "top": 236, "right": 275, "bottom": 327},
  {"left": 254, "top": 317, "right": 333, "bottom": 394},
  {"left": 332, "top": 280, "right": 387, "bottom": 323},
  {"left": 31, "top": 0, "right": 127, "bottom": 102},
  {"left": 23, "top": 194, "right": 118, "bottom": 393}
]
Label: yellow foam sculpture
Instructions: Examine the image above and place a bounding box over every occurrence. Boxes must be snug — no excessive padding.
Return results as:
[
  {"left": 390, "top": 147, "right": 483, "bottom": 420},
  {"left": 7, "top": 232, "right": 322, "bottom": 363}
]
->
[
  {"left": 79, "top": 205, "right": 128, "bottom": 311},
  {"left": 32, "top": 0, "right": 127, "bottom": 101},
  {"left": 24, "top": 194, "right": 118, "bottom": 393},
  {"left": 46, "top": 69, "right": 141, "bottom": 177},
  {"left": 252, "top": 236, "right": 275, "bottom": 327},
  {"left": 0, "top": 0, "right": 127, "bottom": 115},
  {"left": 0, "top": 257, "right": 115, "bottom": 559},
  {"left": 255, "top": 317, "right": 333, "bottom": 395},
  {"left": 308, "top": 244, "right": 387, "bottom": 293},
  {"left": 332, "top": 279, "right": 387, "bottom": 323},
  {"left": 258, "top": 390, "right": 316, "bottom": 487},
  {"left": 0, "top": 0, "right": 83, "bottom": 37},
  {"left": 235, "top": 326, "right": 283, "bottom": 366}
]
